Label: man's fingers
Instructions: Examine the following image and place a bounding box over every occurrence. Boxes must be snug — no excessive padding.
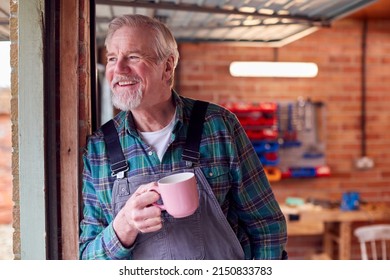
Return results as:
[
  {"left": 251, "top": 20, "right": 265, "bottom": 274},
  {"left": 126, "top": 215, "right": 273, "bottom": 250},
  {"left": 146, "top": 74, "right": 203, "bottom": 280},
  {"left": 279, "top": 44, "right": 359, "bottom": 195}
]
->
[
  {"left": 137, "top": 216, "right": 163, "bottom": 233},
  {"left": 132, "top": 189, "right": 160, "bottom": 209},
  {"left": 133, "top": 206, "right": 163, "bottom": 232},
  {"left": 134, "top": 182, "right": 158, "bottom": 196}
]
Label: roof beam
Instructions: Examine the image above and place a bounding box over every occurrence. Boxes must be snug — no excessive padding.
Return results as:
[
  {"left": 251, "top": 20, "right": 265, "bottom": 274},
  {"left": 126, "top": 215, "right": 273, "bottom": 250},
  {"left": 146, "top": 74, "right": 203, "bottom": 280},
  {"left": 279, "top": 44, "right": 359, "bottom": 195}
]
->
[{"left": 95, "top": 0, "right": 329, "bottom": 26}]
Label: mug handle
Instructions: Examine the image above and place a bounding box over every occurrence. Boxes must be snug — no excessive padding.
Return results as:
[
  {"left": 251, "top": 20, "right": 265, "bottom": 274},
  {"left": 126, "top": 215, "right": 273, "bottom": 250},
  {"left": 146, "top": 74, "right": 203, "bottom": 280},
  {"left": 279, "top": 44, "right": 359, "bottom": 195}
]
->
[{"left": 149, "top": 186, "right": 166, "bottom": 211}]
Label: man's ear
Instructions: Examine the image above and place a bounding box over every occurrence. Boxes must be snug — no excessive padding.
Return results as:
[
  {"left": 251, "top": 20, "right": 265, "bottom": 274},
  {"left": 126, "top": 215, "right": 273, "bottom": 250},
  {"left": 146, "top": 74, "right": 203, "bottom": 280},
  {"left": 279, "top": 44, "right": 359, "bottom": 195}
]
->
[{"left": 163, "top": 55, "right": 175, "bottom": 81}]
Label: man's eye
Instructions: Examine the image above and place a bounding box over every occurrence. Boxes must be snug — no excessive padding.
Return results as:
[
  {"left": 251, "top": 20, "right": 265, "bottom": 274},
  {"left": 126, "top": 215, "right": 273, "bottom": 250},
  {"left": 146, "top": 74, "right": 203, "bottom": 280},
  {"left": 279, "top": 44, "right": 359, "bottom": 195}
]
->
[
  {"left": 107, "top": 57, "right": 116, "bottom": 62},
  {"left": 128, "top": 56, "right": 140, "bottom": 62}
]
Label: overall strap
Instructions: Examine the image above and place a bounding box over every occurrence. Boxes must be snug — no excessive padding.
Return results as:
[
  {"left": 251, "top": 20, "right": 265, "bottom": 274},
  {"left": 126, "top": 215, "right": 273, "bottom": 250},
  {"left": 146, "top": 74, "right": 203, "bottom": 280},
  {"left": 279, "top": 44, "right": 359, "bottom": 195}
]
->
[
  {"left": 182, "top": 100, "right": 209, "bottom": 163},
  {"left": 101, "top": 120, "right": 129, "bottom": 178}
]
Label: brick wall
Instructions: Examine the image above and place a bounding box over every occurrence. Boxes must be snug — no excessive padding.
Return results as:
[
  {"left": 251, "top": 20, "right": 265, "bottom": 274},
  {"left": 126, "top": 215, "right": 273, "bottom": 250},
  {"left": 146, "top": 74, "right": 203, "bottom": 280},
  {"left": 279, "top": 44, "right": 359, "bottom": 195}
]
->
[
  {"left": 0, "top": 111, "right": 12, "bottom": 225},
  {"left": 0, "top": 0, "right": 13, "bottom": 229},
  {"left": 0, "top": 87, "right": 12, "bottom": 225},
  {"left": 177, "top": 19, "right": 390, "bottom": 259}
]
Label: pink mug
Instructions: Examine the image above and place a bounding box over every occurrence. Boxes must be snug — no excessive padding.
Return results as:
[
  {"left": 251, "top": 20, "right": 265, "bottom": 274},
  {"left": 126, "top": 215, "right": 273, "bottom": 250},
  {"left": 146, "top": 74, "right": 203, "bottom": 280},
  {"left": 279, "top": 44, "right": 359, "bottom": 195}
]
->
[{"left": 152, "top": 172, "right": 199, "bottom": 218}]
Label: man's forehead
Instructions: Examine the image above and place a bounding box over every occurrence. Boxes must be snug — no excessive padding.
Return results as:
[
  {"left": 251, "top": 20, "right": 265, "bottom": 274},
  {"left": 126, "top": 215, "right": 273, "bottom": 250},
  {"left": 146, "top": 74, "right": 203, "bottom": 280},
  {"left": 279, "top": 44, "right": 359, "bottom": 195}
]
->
[{"left": 107, "top": 26, "right": 152, "bottom": 48}]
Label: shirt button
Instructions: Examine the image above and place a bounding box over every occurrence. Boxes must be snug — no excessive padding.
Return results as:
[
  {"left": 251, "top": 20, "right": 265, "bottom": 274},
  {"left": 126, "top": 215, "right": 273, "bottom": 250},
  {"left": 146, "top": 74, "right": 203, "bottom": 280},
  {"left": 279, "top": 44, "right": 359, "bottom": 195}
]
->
[
  {"left": 209, "top": 172, "right": 213, "bottom": 177},
  {"left": 148, "top": 151, "right": 153, "bottom": 156}
]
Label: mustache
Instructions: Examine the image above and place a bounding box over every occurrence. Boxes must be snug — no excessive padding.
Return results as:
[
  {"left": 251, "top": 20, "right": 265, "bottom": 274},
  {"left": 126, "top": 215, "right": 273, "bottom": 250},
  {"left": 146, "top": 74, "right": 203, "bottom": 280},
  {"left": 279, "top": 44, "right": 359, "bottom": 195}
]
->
[{"left": 111, "top": 75, "right": 141, "bottom": 86}]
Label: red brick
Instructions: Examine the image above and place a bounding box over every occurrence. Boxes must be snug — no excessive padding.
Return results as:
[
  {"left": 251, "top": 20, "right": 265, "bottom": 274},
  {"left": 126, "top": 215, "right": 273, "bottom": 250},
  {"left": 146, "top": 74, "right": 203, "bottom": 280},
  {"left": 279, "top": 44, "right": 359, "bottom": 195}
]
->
[{"left": 177, "top": 19, "right": 390, "bottom": 259}]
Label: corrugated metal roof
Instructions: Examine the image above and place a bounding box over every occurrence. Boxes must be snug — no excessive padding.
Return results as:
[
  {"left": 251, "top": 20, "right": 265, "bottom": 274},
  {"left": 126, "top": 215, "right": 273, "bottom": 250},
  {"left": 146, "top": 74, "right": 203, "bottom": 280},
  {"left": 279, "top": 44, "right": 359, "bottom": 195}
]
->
[
  {"left": 95, "top": 0, "right": 377, "bottom": 47},
  {"left": 0, "top": 0, "right": 378, "bottom": 44}
]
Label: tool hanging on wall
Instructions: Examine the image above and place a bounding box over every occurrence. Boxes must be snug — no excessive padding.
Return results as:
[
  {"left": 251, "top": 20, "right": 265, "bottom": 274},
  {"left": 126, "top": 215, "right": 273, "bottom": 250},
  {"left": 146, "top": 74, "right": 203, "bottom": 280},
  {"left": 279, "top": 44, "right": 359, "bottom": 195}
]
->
[
  {"left": 278, "top": 98, "right": 329, "bottom": 178},
  {"left": 302, "top": 99, "right": 324, "bottom": 159},
  {"left": 278, "top": 102, "right": 301, "bottom": 148}
]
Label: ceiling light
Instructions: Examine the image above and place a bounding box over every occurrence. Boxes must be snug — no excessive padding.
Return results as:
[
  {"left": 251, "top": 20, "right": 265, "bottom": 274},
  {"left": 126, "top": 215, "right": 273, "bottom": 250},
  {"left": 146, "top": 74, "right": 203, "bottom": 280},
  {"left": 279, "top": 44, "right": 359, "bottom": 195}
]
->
[{"left": 229, "top": 61, "right": 318, "bottom": 78}]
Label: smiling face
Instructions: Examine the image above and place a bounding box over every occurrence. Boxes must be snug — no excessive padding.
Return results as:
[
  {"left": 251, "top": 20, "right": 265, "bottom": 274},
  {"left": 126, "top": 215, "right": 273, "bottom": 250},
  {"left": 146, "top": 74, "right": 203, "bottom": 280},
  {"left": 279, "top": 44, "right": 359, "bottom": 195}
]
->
[{"left": 105, "top": 25, "right": 174, "bottom": 112}]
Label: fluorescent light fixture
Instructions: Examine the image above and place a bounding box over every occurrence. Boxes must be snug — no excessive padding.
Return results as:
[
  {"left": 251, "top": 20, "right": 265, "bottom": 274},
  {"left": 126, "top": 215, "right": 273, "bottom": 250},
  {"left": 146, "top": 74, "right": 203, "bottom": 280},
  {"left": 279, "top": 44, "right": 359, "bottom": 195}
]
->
[{"left": 229, "top": 61, "right": 318, "bottom": 78}]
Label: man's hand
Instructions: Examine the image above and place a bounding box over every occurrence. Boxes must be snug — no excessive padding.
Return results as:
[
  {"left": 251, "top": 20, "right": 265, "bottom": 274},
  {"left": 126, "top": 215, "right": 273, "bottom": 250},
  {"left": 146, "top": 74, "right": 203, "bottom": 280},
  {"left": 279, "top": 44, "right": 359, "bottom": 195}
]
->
[{"left": 113, "top": 182, "right": 162, "bottom": 247}]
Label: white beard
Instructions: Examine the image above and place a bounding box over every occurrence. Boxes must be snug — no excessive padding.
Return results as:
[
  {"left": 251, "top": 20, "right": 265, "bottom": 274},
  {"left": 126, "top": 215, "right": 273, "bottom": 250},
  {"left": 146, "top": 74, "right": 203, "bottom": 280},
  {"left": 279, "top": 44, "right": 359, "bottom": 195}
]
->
[{"left": 111, "top": 87, "right": 143, "bottom": 111}]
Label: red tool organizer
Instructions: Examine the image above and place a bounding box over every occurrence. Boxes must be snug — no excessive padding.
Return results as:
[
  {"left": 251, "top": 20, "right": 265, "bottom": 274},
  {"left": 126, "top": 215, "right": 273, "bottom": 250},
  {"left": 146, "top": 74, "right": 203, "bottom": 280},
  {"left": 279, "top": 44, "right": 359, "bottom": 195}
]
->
[{"left": 224, "top": 99, "right": 330, "bottom": 181}]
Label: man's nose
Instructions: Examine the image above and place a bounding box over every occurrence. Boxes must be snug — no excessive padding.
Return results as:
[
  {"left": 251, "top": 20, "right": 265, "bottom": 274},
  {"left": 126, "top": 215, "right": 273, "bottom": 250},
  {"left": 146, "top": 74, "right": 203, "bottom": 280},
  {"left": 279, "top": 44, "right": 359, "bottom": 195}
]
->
[{"left": 115, "top": 58, "right": 131, "bottom": 74}]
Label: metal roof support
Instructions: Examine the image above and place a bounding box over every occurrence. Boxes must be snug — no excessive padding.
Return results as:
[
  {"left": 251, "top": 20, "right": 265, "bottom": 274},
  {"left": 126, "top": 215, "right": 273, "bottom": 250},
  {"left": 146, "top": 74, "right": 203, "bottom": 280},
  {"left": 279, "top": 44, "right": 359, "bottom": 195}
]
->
[{"left": 95, "top": 0, "right": 328, "bottom": 26}]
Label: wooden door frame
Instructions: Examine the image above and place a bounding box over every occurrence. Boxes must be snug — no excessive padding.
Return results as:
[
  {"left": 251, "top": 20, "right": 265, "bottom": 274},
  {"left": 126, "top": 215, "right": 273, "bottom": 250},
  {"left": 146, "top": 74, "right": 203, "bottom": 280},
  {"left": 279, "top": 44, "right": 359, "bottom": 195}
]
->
[{"left": 58, "top": 0, "right": 92, "bottom": 259}]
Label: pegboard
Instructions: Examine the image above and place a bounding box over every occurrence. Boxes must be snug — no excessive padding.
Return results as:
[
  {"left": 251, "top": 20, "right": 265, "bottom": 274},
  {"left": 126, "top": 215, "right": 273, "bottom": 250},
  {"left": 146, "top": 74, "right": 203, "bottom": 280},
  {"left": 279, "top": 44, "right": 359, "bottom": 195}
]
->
[{"left": 225, "top": 98, "right": 330, "bottom": 181}]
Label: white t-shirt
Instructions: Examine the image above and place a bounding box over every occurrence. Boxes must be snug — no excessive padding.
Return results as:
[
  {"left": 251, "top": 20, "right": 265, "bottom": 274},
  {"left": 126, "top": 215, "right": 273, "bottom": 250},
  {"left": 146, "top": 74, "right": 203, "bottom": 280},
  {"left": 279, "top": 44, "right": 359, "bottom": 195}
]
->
[{"left": 138, "top": 112, "right": 176, "bottom": 161}]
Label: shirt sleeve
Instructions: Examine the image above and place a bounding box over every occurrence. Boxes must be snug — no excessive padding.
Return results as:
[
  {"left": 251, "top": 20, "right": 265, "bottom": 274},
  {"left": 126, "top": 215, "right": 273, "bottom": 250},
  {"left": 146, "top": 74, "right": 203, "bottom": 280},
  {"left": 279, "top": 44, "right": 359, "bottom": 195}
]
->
[
  {"left": 228, "top": 114, "right": 288, "bottom": 260},
  {"left": 79, "top": 145, "right": 133, "bottom": 260}
]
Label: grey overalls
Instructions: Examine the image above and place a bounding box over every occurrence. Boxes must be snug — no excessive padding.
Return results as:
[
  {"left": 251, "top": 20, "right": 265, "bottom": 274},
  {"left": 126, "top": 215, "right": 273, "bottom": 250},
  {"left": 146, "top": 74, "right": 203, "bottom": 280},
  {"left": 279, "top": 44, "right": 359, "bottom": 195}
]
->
[{"left": 102, "top": 101, "right": 245, "bottom": 260}]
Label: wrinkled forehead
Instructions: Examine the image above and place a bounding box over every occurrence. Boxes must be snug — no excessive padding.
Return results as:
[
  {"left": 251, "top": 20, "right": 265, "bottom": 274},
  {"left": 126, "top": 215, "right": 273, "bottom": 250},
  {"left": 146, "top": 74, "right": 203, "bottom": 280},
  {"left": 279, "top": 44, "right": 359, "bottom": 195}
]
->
[
  {"left": 106, "top": 25, "right": 156, "bottom": 54},
  {"left": 106, "top": 23, "right": 156, "bottom": 45}
]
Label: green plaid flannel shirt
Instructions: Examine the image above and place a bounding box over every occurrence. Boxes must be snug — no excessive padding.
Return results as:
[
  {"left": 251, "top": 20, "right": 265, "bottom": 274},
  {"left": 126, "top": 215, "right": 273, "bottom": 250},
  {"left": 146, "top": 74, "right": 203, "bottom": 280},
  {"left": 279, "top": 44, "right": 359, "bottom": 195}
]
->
[{"left": 79, "top": 91, "right": 287, "bottom": 260}]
